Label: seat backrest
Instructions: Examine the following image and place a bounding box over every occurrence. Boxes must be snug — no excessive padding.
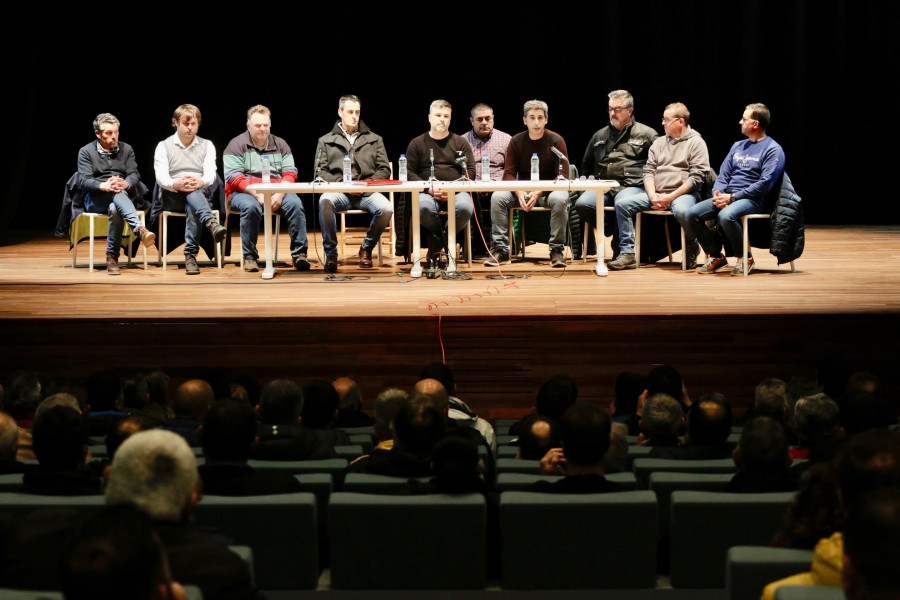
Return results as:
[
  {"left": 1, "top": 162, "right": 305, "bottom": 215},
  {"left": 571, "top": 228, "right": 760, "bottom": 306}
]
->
[
  {"left": 496, "top": 457, "right": 541, "bottom": 474},
  {"left": 328, "top": 492, "right": 487, "bottom": 589},
  {"left": 648, "top": 472, "right": 733, "bottom": 534},
  {"left": 496, "top": 472, "right": 637, "bottom": 492},
  {"left": 633, "top": 457, "right": 736, "bottom": 489},
  {"left": 342, "top": 472, "right": 427, "bottom": 494},
  {"left": 246, "top": 458, "right": 348, "bottom": 488},
  {"left": 726, "top": 546, "right": 816, "bottom": 600},
  {"left": 669, "top": 490, "right": 795, "bottom": 588},
  {"left": 499, "top": 490, "right": 658, "bottom": 589},
  {"left": 193, "top": 492, "right": 319, "bottom": 590}
]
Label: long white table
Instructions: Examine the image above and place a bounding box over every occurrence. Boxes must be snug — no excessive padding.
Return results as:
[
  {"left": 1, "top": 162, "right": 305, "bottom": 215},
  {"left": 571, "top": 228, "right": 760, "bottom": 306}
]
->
[
  {"left": 246, "top": 181, "right": 427, "bottom": 279},
  {"left": 431, "top": 179, "right": 619, "bottom": 277}
]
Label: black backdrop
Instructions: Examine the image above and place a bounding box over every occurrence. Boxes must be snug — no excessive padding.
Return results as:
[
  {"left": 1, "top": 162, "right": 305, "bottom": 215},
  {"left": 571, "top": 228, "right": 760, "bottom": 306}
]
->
[{"left": 2, "top": 0, "right": 897, "bottom": 238}]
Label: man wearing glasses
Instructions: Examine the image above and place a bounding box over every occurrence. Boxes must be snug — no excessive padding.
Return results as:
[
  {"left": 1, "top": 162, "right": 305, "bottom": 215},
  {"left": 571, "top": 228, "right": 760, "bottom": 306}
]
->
[
  {"left": 682, "top": 103, "right": 784, "bottom": 275},
  {"left": 574, "top": 90, "right": 658, "bottom": 264},
  {"left": 603, "top": 102, "right": 711, "bottom": 270}
]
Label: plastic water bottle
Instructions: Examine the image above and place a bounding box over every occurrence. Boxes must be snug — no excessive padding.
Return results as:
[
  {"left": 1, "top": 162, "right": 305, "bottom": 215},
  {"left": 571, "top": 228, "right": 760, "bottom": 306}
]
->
[
  {"left": 398, "top": 154, "right": 408, "bottom": 182},
  {"left": 343, "top": 155, "right": 352, "bottom": 183},
  {"left": 481, "top": 154, "right": 490, "bottom": 182},
  {"left": 261, "top": 155, "right": 271, "bottom": 184},
  {"left": 530, "top": 153, "right": 539, "bottom": 181}
]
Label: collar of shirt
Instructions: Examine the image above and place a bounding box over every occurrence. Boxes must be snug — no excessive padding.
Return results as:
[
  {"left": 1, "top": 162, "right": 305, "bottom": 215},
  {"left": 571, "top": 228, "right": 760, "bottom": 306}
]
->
[
  {"left": 96, "top": 141, "right": 118, "bottom": 155},
  {"left": 172, "top": 134, "right": 202, "bottom": 150},
  {"left": 339, "top": 123, "right": 359, "bottom": 146}
]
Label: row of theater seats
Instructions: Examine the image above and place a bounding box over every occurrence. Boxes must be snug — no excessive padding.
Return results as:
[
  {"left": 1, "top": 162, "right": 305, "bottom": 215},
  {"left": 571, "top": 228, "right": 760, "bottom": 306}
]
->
[{"left": 0, "top": 470, "right": 801, "bottom": 593}]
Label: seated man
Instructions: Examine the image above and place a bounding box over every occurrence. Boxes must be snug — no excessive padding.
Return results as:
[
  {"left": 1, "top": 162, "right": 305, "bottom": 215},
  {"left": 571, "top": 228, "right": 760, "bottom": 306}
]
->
[
  {"left": 605, "top": 102, "right": 710, "bottom": 270},
  {"left": 251, "top": 380, "right": 325, "bottom": 460},
  {"left": 534, "top": 403, "right": 616, "bottom": 493},
  {"left": 515, "top": 413, "right": 560, "bottom": 461},
  {"left": 637, "top": 393, "right": 684, "bottom": 447},
  {"left": 77, "top": 113, "right": 155, "bottom": 275},
  {"left": 223, "top": 104, "right": 309, "bottom": 272},
  {"left": 0, "top": 411, "right": 26, "bottom": 474},
  {"left": 315, "top": 95, "right": 393, "bottom": 273},
  {"left": 843, "top": 488, "right": 900, "bottom": 600},
  {"left": 405, "top": 99, "right": 475, "bottom": 259},
  {"left": 649, "top": 394, "right": 733, "bottom": 459},
  {"left": 683, "top": 102, "right": 785, "bottom": 275},
  {"left": 161, "top": 379, "right": 214, "bottom": 447},
  {"left": 22, "top": 403, "right": 102, "bottom": 495},
  {"left": 726, "top": 416, "right": 796, "bottom": 493},
  {"left": 486, "top": 99, "right": 570, "bottom": 268},
  {"left": 154, "top": 104, "right": 226, "bottom": 275}
]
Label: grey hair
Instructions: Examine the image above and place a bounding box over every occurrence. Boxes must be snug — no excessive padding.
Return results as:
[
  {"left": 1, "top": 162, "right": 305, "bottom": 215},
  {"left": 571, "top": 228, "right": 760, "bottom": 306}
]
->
[
  {"left": 93, "top": 113, "right": 120, "bottom": 131},
  {"left": 523, "top": 99, "right": 548, "bottom": 118},
  {"left": 35, "top": 393, "right": 82, "bottom": 419},
  {"left": 429, "top": 99, "right": 452, "bottom": 113},
  {"left": 642, "top": 393, "right": 683, "bottom": 437},
  {"left": 339, "top": 95, "right": 361, "bottom": 110},
  {"left": 608, "top": 90, "right": 634, "bottom": 108},
  {"left": 794, "top": 393, "right": 841, "bottom": 445},
  {"left": 374, "top": 388, "right": 407, "bottom": 430},
  {"left": 106, "top": 430, "right": 198, "bottom": 521}
]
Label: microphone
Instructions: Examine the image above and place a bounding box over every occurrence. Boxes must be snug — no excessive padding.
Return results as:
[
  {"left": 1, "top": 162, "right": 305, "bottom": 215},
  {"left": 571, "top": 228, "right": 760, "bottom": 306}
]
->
[
  {"left": 429, "top": 148, "right": 436, "bottom": 181},
  {"left": 550, "top": 147, "right": 568, "bottom": 163},
  {"left": 313, "top": 146, "right": 327, "bottom": 183}
]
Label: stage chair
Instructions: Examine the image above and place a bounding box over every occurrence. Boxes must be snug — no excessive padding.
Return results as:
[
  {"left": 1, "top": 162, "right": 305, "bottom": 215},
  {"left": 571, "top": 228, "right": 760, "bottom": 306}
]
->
[
  {"left": 636, "top": 210, "right": 685, "bottom": 268},
  {"left": 194, "top": 492, "right": 319, "bottom": 590},
  {"left": 669, "top": 490, "right": 795, "bottom": 588},
  {"left": 328, "top": 492, "right": 487, "bottom": 589},
  {"left": 500, "top": 490, "right": 658, "bottom": 589},
  {"left": 507, "top": 205, "right": 574, "bottom": 263},
  {"left": 71, "top": 211, "right": 148, "bottom": 272},
  {"left": 224, "top": 204, "right": 281, "bottom": 264},
  {"left": 632, "top": 457, "right": 736, "bottom": 489},
  {"left": 725, "top": 546, "right": 816, "bottom": 600},
  {"left": 742, "top": 214, "right": 797, "bottom": 276},
  {"left": 496, "top": 471, "right": 637, "bottom": 492},
  {"left": 159, "top": 209, "right": 223, "bottom": 270},
  {"left": 338, "top": 163, "right": 395, "bottom": 265},
  {"left": 438, "top": 207, "right": 473, "bottom": 267},
  {"left": 581, "top": 205, "right": 617, "bottom": 262}
]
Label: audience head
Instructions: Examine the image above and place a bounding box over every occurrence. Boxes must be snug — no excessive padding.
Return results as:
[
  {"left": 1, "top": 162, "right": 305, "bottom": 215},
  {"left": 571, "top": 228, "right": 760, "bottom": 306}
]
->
[
  {"left": 840, "top": 389, "right": 892, "bottom": 435},
  {"left": 535, "top": 375, "right": 578, "bottom": 422},
  {"left": 106, "top": 430, "right": 199, "bottom": 522},
  {"left": 5, "top": 370, "right": 45, "bottom": 418},
  {"left": 516, "top": 413, "right": 560, "bottom": 461},
  {"left": 35, "top": 392, "right": 82, "bottom": 419},
  {"left": 333, "top": 377, "right": 362, "bottom": 412},
  {"left": 419, "top": 362, "right": 456, "bottom": 396},
  {"left": 686, "top": 394, "right": 732, "bottom": 446},
  {"left": 613, "top": 371, "right": 646, "bottom": 416},
  {"left": 413, "top": 378, "right": 450, "bottom": 413},
  {"left": 0, "top": 411, "right": 19, "bottom": 460},
  {"left": 786, "top": 375, "right": 820, "bottom": 417},
  {"left": 735, "top": 416, "right": 791, "bottom": 474},
  {"left": 33, "top": 405, "right": 89, "bottom": 470},
  {"left": 60, "top": 504, "right": 185, "bottom": 600},
  {"left": 258, "top": 380, "right": 303, "bottom": 424},
  {"left": 754, "top": 378, "right": 788, "bottom": 420},
  {"left": 85, "top": 369, "right": 123, "bottom": 413},
  {"left": 393, "top": 394, "right": 445, "bottom": 455},
  {"left": 640, "top": 393, "right": 684, "bottom": 440},
  {"left": 842, "top": 487, "right": 900, "bottom": 600},
  {"left": 560, "top": 403, "right": 611, "bottom": 467},
  {"left": 172, "top": 380, "right": 214, "bottom": 420},
  {"left": 373, "top": 388, "right": 406, "bottom": 441},
  {"left": 794, "top": 393, "right": 841, "bottom": 447},
  {"left": 105, "top": 416, "right": 146, "bottom": 459},
  {"left": 201, "top": 398, "right": 257, "bottom": 462},
  {"left": 837, "top": 429, "right": 900, "bottom": 507},
  {"left": 430, "top": 434, "right": 481, "bottom": 492},
  {"left": 605, "top": 422, "right": 630, "bottom": 474},
  {"left": 647, "top": 365, "right": 685, "bottom": 408},
  {"left": 301, "top": 380, "right": 340, "bottom": 429},
  {"left": 135, "top": 368, "right": 171, "bottom": 410},
  {"left": 845, "top": 371, "right": 881, "bottom": 397}
]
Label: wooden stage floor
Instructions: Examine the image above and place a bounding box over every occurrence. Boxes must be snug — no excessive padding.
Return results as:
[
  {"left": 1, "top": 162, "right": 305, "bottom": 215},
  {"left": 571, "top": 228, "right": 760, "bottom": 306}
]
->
[{"left": 2, "top": 225, "right": 899, "bottom": 415}]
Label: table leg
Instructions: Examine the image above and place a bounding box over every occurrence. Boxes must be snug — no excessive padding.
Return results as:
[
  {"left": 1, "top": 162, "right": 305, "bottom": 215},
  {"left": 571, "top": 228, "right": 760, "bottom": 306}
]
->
[
  {"left": 595, "top": 186, "right": 608, "bottom": 277},
  {"left": 410, "top": 190, "right": 423, "bottom": 278},
  {"left": 446, "top": 190, "right": 457, "bottom": 273},
  {"left": 262, "top": 192, "right": 275, "bottom": 280}
]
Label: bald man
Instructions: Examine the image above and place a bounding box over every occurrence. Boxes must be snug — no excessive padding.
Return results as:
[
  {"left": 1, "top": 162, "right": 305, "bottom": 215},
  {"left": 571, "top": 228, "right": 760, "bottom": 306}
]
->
[
  {"left": 162, "top": 380, "right": 214, "bottom": 447},
  {"left": 0, "top": 412, "right": 26, "bottom": 473},
  {"left": 333, "top": 377, "right": 374, "bottom": 428}
]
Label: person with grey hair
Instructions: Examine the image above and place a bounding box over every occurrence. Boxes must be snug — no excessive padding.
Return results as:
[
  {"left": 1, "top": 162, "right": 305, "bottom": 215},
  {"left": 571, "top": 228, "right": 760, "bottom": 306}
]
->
[
  {"left": 314, "top": 95, "right": 393, "bottom": 272},
  {"left": 372, "top": 387, "right": 406, "bottom": 447},
  {"left": 683, "top": 102, "right": 785, "bottom": 275},
  {"left": 405, "top": 99, "right": 476, "bottom": 261},
  {"left": 637, "top": 393, "right": 684, "bottom": 447},
  {"left": 575, "top": 90, "right": 658, "bottom": 265},
  {"left": 333, "top": 376, "right": 374, "bottom": 427},
  {"left": 485, "top": 99, "right": 571, "bottom": 268},
  {"left": 105, "top": 429, "right": 256, "bottom": 600},
  {"left": 77, "top": 113, "right": 155, "bottom": 275},
  {"left": 791, "top": 393, "right": 844, "bottom": 476}
]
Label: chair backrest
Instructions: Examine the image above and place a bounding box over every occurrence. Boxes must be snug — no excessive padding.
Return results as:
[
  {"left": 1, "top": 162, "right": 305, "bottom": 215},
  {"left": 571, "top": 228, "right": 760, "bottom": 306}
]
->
[
  {"left": 497, "top": 446, "right": 518, "bottom": 458},
  {"left": 341, "top": 472, "right": 429, "bottom": 494},
  {"left": 496, "top": 457, "right": 541, "bottom": 474},
  {"left": 633, "top": 457, "right": 736, "bottom": 489},
  {"left": 193, "top": 492, "right": 319, "bottom": 590},
  {"left": 333, "top": 445, "right": 364, "bottom": 461},
  {"left": 499, "top": 490, "right": 658, "bottom": 589},
  {"left": 347, "top": 433, "right": 374, "bottom": 454},
  {"left": 293, "top": 473, "right": 333, "bottom": 522},
  {"left": 726, "top": 546, "right": 816, "bottom": 600},
  {"left": 496, "top": 472, "right": 637, "bottom": 492},
  {"left": 246, "top": 458, "right": 348, "bottom": 488},
  {"left": 773, "top": 586, "right": 845, "bottom": 600},
  {"left": 669, "top": 490, "right": 795, "bottom": 588},
  {"left": 648, "top": 472, "right": 733, "bottom": 534},
  {"left": 0, "top": 494, "right": 104, "bottom": 522},
  {"left": 625, "top": 445, "right": 653, "bottom": 471},
  {"left": 328, "top": 492, "right": 487, "bottom": 589}
]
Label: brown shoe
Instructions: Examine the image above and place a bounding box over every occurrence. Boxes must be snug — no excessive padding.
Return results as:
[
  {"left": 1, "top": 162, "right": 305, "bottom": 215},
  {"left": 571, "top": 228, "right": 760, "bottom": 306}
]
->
[
  {"left": 358, "top": 246, "right": 373, "bottom": 268},
  {"left": 133, "top": 225, "right": 156, "bottom": 248},
  {"left": 206, "top": 219, "right": 227, "bottom": 243},
  {"left": 106, "top": 253, "right": 121, "bottom": 275}
]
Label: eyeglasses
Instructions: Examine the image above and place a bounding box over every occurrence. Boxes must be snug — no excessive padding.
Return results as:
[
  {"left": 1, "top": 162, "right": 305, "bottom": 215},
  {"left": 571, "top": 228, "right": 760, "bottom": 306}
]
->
[
  {"left": 608, "top": 106, "right": 630, "bottom": 114},
  {"left": 662, "top": 117, "right": 682, "bottom": 124},
  {"left": 740, "top": 117, "right": 758, "bottom": 124}
]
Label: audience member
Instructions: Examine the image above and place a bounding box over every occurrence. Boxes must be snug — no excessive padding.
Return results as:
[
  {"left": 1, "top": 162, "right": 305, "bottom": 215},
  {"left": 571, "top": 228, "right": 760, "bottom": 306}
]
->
[
  {"left": 726, "top": 416, "right": 796, "bottom": 492},
  {"left": 125, "top": 368, "right": 173, "bottom": 426},
  {"left": 508, "top": 374, "right": 578, "bottom": 436},
  {"left": 604, "top": 421, "right": 630, "bottom": 474},
  {"left": 251, "top": 380, "right": 324, "bottom": 460},
  {"left": 301, "top": 380, "right": 352, "bottom": 450},
  {"left": 839, "top": 389, "right": 893, "bottom": 436},
  {"left": 534, "top": 403, "right": 616, "bottom": 493},
  {"left": 22, "top": 405, "right": 101, "bottom": 495},
  {"left": 650, "top": 394, "right": 733, "bottom": 459},
  {"left": 515, "top": 413, "right": 560, "bottom": 461},
  {"left": 842, "top": 487, "right": 900, "bottom": 600},
  {"left": 638, "top": 393, "right": 684, "bottom": 447},
  {"left": 333, "top": 376, "right": 374, "bottom": 428},
  {"left": 610, "top": 371, "right": 645, "bottom": 435},
  {"left": 162, "top": 379, "right": 214, "bottom": 447},
  {"left": 84, "top": 369, "right": 126, "bottom": 437},
  {"left": 420, "top": 362, "right": 496, "bottom": 452},
  {"left": 0, "top": 411, "right": 26, "bottom": 474},
  {"left": 373, "top": 388, "right": 406, "bottom": 448},
  {"left": 791, "top": 393, "right": 844, "bottom": 477},
  {"left": 646, "top": 365, "right": 691, "bottom": 411},
  {"left": 6, "top": 371, "right": 45, "bottom": 460}
]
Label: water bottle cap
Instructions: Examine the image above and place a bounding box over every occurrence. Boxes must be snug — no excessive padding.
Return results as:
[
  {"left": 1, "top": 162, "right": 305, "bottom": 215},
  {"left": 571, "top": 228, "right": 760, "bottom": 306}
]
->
[
  {"left": 532, "top": 153, "right": 538, "bottom": 156},
  {"left": 400, "top": 154, "right": 406, "bottom": 158}
]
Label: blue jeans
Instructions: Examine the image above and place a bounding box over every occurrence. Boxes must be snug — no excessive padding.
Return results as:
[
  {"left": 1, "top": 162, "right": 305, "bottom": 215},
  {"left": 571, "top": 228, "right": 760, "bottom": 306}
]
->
[
  {"left": 490, "top": 190, "right": 569, "bottom": 252},
  {"left": 228, "top": 192, "right": 308, "bottom": 260},
  {"left": 83, "top": 191, "right": 143, "bottom": 257},
  {"left": 419, "top": 192, "right": 473, "bottom": 248},
  {"left": 682, "top": 196, "right": 762, "bottom": 257},
  {"left": 318, "top": 192, "right": 393, "bottom": 257},
  {"left": 161, "top": 189, "right": 215, "bottom": 256},
  {"left": 613, "top": 191, "right": 698, "bottom": 254}
]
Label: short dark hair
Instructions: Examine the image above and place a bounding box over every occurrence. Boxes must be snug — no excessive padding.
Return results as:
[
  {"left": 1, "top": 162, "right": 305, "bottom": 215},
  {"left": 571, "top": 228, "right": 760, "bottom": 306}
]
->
[
  {"left": 105, "top": 415, "right": 146, "bottom": 459},
  {"left": 33, "top": 405, "right": 88, "bottom": 470},
  {"left": 614, "top": 372, "right": 646, "bottom": 416},
  {"left": 431, "top": 434, "right": 480, "bottom": 492},
  {"left": 754, "top": 378, "right": 787, "bottom": 420},
  {"left": 301, "top": 380, "right": 340, "bottom": 429},
  {"left": 688, "top": 395, "right": 733, "bottom": 445},
  {"left": 419, "top": 362, "right": 455, "bottom": 395},
  {"left": 840, "top": 390, "right": 893, "bottom": 435},
  {"left": 647, "top": 365, "right": 683, "bottom": 406},
  {"left": 258, "top": 380, "right": 303, "bottom": 424},
  {"left": 517, "top": 413, "right": 560, "bottom": 461},
  {"left": 536, "top": 375, "right": 578, "bottom": 421},
  {"left": 739, "top": 417, "right": 789, "bottom": 474},
  {"left": 837, "top": 429, "right": 900, "bottom": 506},
  {"left": 560, "top": 403, "right": 610, "bottom": 467},
  {"left": 844, "top": 487, "right": 900, "bottom": 598},
  {"left": 393, "top": 394, "right": 445, "bottom": 455},
  {"left": 794, "top": 393, "right": 840, "bottom": 446},
  {"left": 745, "top": 103, "right": 771, "bottom": 131},
  {"left": 61, "top": 504, "right": 169, "bottom": 600},
  {"left": 202, "top": 398, "right": 258, "bottom": 461}
]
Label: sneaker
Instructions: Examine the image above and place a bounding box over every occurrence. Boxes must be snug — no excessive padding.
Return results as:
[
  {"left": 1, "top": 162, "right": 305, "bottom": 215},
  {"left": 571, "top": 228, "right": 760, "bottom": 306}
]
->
[
  {"left": 324, "top": 255, "right": 338, "bottom": 273},
  {"left": 607, "top": 252, "right": 637, "bottom": 271},
  {"left": 731, "top": 255, "right": 755, "bottom": 276},
  {"left": 293, "top": 254, "right": 311, "bottom": 271},
  {"left": 358, "top": 247, "right": 373, "bottom": 269},
  {"left": 685, "top": 243, "right": 700, "bottom": 271},
  {"left": 242, "top": 257, "right": 260, "bottom": 272},
  {"left": 550, "top": 249, "right": 567, "bottom": 268},
  {"left": 185, "top": 254, "right": 200, "bottom": 275},
  {"left": 483, "top": 250, "right": 509, "bottom": 267},
  {"left": 106, "top": 253, "right": 120, "bottom": 275},
  {"left": 133, "top": 226, "right": 156, "bottom": 248},
  {"left": 206, "top": 219, "right": 227, "bottom": 243},
  {"left": 697, "top": 255, "right": 728, "bottom": 274}
]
